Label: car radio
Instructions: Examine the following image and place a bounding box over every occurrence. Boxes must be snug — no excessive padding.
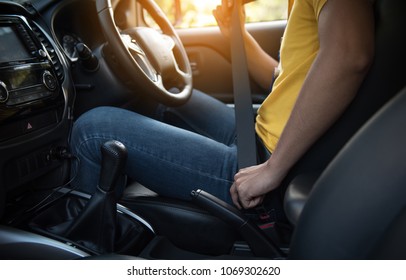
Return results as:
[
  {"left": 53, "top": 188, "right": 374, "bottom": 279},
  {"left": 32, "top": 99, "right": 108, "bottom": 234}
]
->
[{"left": 0, "top": 15, "right": 60, "bottom": 109}]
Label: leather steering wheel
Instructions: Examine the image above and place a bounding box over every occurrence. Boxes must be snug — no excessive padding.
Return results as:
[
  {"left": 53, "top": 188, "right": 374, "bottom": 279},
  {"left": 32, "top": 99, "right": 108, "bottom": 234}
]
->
[{"left": 96, "top": 0, "right": 193, "bottom": 106}]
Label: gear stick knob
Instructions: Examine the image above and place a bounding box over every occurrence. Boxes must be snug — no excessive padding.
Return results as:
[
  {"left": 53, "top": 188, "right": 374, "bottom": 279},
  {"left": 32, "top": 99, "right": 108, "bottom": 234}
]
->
[{"left": 98, "top": 140, "right": 128, "bottom": 193}]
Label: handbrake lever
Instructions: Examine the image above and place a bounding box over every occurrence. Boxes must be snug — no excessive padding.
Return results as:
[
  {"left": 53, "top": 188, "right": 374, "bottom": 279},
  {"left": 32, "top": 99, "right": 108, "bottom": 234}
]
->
[{"left": 191, "top": 189, "right": 284, "bottom": 259}]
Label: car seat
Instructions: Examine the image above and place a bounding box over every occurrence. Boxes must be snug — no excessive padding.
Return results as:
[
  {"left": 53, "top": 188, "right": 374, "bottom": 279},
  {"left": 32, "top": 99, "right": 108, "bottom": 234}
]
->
[
  {"left": 289, "top": 85, "right": 406, "bottom": 259},
  {"left": 283, "top": 0, "right": 406, "bottom": 226}
]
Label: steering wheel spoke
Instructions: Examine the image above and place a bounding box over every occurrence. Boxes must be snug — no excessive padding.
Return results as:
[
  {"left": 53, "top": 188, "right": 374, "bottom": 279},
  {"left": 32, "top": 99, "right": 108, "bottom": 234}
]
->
[{"left": 121, "top": 33, "right": 158, "bottom": 82}]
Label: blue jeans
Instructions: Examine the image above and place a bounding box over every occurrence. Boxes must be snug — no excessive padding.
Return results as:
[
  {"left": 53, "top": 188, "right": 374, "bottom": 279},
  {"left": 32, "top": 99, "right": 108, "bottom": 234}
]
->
[{"left": 70, "top": 90, "right": 239, "bottom": 204}]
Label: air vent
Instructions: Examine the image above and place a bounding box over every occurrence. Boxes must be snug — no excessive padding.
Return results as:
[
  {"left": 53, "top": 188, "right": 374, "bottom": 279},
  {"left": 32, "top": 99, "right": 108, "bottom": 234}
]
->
[{"left": 31, "top": 24, "right": 65, "bottom": 83}]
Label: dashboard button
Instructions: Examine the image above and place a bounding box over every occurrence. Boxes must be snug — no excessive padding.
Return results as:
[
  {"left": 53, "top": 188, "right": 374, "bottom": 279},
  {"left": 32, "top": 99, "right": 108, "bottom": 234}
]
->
[
  {"left": 38, "top": 49, "right": 47, "bottom": 58},
  {"left": 0, "top": 81, "right": 9, "bottom": 103},
  {"left": 42, "top": 71, "right": 57, "bottom": 91}
]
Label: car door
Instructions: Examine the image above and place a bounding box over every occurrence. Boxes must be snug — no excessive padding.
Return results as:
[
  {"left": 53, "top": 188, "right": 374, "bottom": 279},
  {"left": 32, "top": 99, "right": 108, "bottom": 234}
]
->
[{"left": 141, "top": 0, "right": 287, "bottom": 104}]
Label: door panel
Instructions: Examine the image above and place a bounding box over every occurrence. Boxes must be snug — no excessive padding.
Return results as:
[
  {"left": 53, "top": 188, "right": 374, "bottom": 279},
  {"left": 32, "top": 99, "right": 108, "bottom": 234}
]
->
[{"left": 177, "top": 20, "right": 286, "bottom": 104}]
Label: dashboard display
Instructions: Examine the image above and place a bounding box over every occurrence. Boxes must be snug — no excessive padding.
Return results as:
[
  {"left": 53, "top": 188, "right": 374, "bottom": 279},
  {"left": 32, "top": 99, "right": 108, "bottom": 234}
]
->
[
  {"left": 4, "top": 66, "right": 38, "bottom": 89},
  {"left": 0, "top": 26, "right": 31, "bottom": 63}
]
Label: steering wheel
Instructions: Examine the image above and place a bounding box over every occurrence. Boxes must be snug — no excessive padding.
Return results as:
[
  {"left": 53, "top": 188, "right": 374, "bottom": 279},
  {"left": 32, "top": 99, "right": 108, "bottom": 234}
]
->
[{"left": 96, "top": 0, "right": 193, "bottom": 106}]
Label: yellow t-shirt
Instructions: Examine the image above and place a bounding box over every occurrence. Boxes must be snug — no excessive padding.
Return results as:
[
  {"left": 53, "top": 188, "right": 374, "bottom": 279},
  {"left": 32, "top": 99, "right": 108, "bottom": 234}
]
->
[{"left": 255, "top": 0, "right": 328, "bottom": 153}]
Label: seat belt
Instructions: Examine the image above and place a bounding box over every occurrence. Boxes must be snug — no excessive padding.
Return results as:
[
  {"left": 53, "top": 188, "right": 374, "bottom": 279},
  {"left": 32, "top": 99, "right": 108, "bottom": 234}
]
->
[
  {"left": 230, "top": 0, "right": 257, "bottom": 169},
  {"left": 230, "top": 0, "right": 294, "bottom": 170}
]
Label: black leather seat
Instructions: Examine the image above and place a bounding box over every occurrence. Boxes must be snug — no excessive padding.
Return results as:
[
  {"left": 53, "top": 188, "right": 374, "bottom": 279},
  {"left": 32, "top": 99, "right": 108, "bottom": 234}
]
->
[
  {"left": 289, "top": 85, "right": 406, "bottom": 259},
  {"left": 283, "top": 0, "right": 406, "bottom": 225}
]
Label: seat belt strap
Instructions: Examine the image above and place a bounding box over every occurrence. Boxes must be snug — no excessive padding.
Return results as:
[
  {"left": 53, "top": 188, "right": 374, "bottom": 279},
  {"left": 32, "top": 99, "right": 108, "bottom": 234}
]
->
[{"left": 231, "top": 0, "right": 257, "bottom": 169}]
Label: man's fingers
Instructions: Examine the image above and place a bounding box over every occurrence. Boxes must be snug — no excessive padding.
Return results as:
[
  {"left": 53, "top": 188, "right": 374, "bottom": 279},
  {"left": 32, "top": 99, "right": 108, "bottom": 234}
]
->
[
  {"left": 230, "top": 183, "right": 242, "bottom": 209},
  {"left": 240, "top": 195, "right": 264, "bottom": 209}
]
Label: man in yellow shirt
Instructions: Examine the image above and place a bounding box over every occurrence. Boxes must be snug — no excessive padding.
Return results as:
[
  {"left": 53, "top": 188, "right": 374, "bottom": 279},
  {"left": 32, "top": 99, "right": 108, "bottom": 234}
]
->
[
  {"left": 70, "top": 0, "right": 374, "bottom": 212},
  {"left": 214, "top": 0, "right": 374, "bottom": 209}
]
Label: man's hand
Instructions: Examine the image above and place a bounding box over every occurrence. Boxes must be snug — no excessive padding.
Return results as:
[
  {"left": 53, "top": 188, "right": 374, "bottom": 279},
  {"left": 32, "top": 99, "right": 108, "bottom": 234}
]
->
[
  {"left": 213, "top": 0, "right": 278, "bottom": 91},
  {"left": 213, "top": 0, "right": 246, "bottom": 39},
  {"left": 230, "top": 160, "right": 284, "bottom": 209}
]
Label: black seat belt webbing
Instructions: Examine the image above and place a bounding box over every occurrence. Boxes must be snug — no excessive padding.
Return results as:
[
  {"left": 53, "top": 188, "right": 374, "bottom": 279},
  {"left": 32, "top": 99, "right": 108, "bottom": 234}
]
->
[{"left": 231, "top": 0, "right": 257, "bottom": 169}]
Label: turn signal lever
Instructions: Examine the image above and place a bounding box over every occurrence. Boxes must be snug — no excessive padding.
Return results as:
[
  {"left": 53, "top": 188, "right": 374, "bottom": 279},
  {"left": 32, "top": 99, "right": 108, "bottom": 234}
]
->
[
  {"left": 65, "top": 140, "right": 127, "bottom": 253},
  {"left": 76, "top": 42, "right": 99, "bottom": 72},
  {"left": 191, "top": 189, "right": 284, "bottom": 259}
]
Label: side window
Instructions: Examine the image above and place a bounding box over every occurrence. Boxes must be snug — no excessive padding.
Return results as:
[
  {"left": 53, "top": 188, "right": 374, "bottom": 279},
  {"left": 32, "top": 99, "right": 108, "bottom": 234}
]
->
[{"left": 144, "top": 0, "right": 288, "bottom": 29}]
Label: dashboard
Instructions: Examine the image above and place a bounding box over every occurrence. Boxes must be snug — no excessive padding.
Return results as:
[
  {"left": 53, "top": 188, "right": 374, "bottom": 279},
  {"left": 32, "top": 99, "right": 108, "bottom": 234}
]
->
[
  {"left": 0, "top": 15, "right": 64, "bottom": 123},
  {"left": 0, "top": 0, "right": 136, "bottom": 202},
  {"left": 0, "top": 1, "right": 73, "bottom": 199}
]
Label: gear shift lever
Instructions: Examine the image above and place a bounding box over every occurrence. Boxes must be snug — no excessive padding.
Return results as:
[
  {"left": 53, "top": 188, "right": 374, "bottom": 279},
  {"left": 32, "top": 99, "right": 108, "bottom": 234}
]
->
[{"left": 65, "top": 140, "right": 128, "bottom": 253}]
